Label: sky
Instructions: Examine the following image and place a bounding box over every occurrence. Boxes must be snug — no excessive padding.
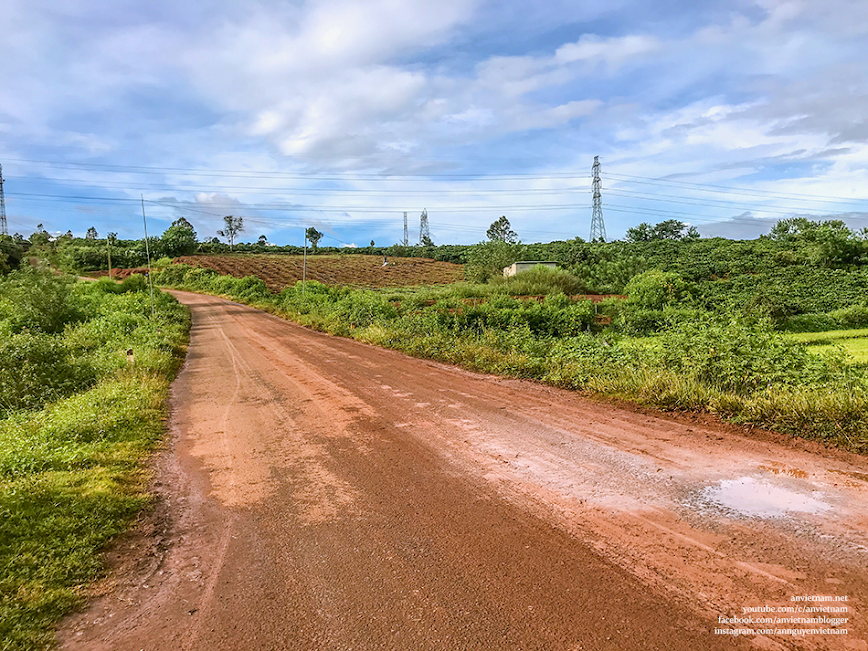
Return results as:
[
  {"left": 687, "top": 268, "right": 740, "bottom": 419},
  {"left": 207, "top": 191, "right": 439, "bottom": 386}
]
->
[{"left": 2, "top": 0, "right": 868, "bottom": 248}]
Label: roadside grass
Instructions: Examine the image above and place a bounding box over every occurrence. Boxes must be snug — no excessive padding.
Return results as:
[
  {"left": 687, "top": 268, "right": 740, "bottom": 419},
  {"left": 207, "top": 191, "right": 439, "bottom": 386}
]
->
[
  {"left": 0, "top": 274, "right": 189, "bottom": 651},
  {"left": 153, "top": 267, "right": 868, "bottom": 454}
]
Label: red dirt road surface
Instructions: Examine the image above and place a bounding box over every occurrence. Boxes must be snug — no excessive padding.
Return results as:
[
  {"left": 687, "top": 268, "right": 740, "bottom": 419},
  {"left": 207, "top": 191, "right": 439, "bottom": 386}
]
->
[{"left": 60, "top": 292, "right": 868, "bottom": 650}]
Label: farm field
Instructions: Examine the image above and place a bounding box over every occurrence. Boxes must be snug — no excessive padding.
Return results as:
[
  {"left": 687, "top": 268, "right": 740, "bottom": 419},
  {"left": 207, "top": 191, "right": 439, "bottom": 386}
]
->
[
  {"left": 171, "top": 254, "right": 465, "bottom": 290},
  {"left": 789, "top": 327, "right": 868, "bottom": 365}
]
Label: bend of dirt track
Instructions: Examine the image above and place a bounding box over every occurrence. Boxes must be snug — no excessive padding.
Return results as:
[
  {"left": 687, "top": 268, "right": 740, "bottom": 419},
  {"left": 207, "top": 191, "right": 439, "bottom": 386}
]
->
[{"left": 60, "top": 292, "right": 868, "bottom": 651}]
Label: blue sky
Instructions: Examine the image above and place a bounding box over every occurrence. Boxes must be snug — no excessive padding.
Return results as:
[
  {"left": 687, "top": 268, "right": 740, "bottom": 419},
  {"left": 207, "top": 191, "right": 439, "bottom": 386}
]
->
[{"left": 3, "top": 0, "right": 868, "bottom": 247}]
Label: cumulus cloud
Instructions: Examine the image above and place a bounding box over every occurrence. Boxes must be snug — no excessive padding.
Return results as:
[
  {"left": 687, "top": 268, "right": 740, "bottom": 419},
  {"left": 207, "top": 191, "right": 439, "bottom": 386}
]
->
[
  {"left": 174, "top": 0, "right": 649, "bottom": 165},
  {"left": 3, "top": 0, "right": 868, "bottom": 244}
]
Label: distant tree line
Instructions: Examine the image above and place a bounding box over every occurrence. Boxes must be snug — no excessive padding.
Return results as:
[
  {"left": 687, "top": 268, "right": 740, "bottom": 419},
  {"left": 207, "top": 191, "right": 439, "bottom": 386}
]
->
[{"left": 5, "top": 214, "right": 868, "bottom": 323}]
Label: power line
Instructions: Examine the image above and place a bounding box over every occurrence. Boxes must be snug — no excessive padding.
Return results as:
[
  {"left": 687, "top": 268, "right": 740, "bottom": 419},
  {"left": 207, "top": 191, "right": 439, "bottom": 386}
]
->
[
  {"left": 5, "top": 174, "right": 588, "bottom": 196},
  {"left": 604, "top": 203, "right": 868, "bottom": 224},
  {"left": 3, "top": 157, "right": 588, "bottom": 181},
  {"left": 605, "top": 188, "right": 846, "bottom": 216},
  {"left": 604, "top": 172, "right": 868, "bottom": 206},
  {"left": 5, "top": 190, "right": 597, "bottom": 212}
]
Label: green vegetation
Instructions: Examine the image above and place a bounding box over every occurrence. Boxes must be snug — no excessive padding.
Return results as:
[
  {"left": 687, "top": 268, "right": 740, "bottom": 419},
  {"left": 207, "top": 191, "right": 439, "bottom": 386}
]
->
[
  {"left": 789, "top": 328, "right": 868, "bottom": 367},
  {"left": 153, "top": 254, "right": 868, "bottom": 454},
  {"left": 0, "top": 270, "right": 189, "bottom": 650}
]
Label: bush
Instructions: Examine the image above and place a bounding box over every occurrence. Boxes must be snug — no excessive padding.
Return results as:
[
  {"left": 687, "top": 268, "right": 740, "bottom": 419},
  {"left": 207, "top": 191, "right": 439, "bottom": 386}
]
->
[
  {"left": 0, "top": 270, "right": 84, "bottom": 334},
  {"left": 624, "top": 269, "right": 691, "bottom": 309},
  {"left": 464, "top": 240, "right": 525, "bottom": 282},
  {"left": 657, "top": 316, "right": 844, "bottom": 395},
  {"left": 494, "top": 265, "right": 588, "bottom": 296},
  {"left": 830, "top": 304, "right": 868, "bottom": 328},
  {"left": 0, "top": 334, "right": 95, "bottom": 414}
]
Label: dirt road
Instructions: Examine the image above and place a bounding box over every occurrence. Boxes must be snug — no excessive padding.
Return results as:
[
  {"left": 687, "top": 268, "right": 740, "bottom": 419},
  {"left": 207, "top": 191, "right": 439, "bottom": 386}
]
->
[{"left": 61, "top": 292, "right": 868, "bottom": 650}]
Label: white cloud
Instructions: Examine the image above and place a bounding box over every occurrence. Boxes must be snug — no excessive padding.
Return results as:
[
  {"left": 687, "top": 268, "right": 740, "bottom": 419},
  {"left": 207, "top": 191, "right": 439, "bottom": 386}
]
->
[{"left": 555, "top": 34, "right": 660, "bottom": 66}]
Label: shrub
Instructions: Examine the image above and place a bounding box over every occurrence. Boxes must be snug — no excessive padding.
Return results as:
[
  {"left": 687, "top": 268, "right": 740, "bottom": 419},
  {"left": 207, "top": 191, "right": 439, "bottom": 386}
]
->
[
  {"left": 0, "top": 270, "right": 84, "bottom": 334},
  {"left": 119, "top": 273, "right": 150, "bottom": 293},
  {"left": 781, "top": 312, "right": 839, "bottom": 332},
  {"left": 830, "top": 304, "right": 868, "bottom": 329},
  {"left": 0, "top": 334, "right": 95, "bottom": 414},
  {"left": 464, "top": 240, "right": 526, "bottom": 282},
  {"left": 657, "top": 316, "right": 845, "bottom": 395},
  {"left": 494, "top": 265, "right": 588, "bottom": 296},
  {"left": 624, "top": 269, "right": 691, "bottom": 309}
]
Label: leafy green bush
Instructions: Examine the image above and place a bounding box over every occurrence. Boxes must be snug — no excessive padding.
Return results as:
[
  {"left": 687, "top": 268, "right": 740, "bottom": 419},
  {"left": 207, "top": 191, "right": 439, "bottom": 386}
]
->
[
  {"left": 624, "top": 269, "right": 691, "bottom": 309},
  {"left": 492, "top": 265, "right": 588, "bottom": 296},
  {"left": 657, "top": 316, "right": 846, "bottom": 395},
  {"left": 464, "top": 240, "right": 525, "bottom": 282},
  {"left": 830, "top": 304, "right": 868, "bottom": 328},
  {"left": 0, "top": 335, "right": 95, "bottom": 414},
  {"left": 780, "top": 313, "right": 839, "bottom": 332},
  {"left": 0, "top": 270, "right": 84, "bottom": 334}
]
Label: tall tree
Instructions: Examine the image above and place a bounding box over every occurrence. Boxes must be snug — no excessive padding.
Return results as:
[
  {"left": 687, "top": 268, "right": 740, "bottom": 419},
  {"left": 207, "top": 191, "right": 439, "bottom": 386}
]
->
[
  {"left": 85, "top": 226, "right": 98, "bottom": 240},
  {"left": 161, "top": 218, "right": 198, "bottom": 257},
  {"left": 486, "top": 216, "right": 518, "bottom": 243},
  {"left": 306, "top": 227, "right": 323, "bottom": 251},
  {"left": 624, "top": 222, "right": 654, "bottom": 243},
  {"left": 217, "top": 215, "right": 244, "bottom": 251},
  {"left": 625, "top": 220, "right": 699, "bottom": 243}
]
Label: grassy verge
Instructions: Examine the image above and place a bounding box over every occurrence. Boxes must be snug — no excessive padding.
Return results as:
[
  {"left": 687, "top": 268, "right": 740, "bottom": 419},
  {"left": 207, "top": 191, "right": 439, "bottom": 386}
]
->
[
  {"left": 154, "top": 264, "right": 868, "bottom": 454},
  {"left": 0, "top": 273, "right": 189, "bottom": 651}
]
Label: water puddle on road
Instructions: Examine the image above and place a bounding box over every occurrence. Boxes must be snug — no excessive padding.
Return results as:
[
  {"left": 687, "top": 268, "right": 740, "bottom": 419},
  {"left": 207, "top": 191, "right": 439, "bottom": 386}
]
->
[{"left": 698, "top": 476, "right": 831, "bottom": 519}]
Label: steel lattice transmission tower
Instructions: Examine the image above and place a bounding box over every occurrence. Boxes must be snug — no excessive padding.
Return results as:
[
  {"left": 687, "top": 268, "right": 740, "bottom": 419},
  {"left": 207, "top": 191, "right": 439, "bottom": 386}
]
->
[
  {"left": 590, "top": 155, "right": 606, "bottom": 242},
  {"left": 403, "top": 211, "right": 409, "bottom": 246},
  {"left": 0, "top": 164, "right": 7, "bottom": 236},
  {"left": 419, "top": 208, "right": 430, "bottom": 245}
]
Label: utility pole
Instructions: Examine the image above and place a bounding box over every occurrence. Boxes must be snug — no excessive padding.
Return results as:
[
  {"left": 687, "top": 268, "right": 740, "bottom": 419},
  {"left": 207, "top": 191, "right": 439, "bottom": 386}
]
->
[
  {"left": 302, "top": 229, "right": 307, "bottom": 296},
  {"left": 141, "top": 197, "right": 155, "bottom": 318},
  {"left": 403, "top": 211, "right": 409, "bottom": 247},
  {"left": 106, "top": 233, "right": 113, "bottom": 280},
  {"left": 0, "top": 163, "right": 7, "bottom": 236},
  {"left": 590, "top": 155, "right": 606, "bottom": 242},
  {"left": 419, "top": 208, "right": 430, "bottom": 245}
]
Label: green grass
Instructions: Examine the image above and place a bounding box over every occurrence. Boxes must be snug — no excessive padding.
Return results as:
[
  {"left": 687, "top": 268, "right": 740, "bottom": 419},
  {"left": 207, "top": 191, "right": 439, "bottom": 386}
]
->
[
  {"left": 788, "top": 327, "right": 868, "bottom": 344},
  {"left": 788, "top": 327, "right": 868, "bottom": 366},
  {"left": 0, "top": 275, "right": 189, "bottom": 651}
]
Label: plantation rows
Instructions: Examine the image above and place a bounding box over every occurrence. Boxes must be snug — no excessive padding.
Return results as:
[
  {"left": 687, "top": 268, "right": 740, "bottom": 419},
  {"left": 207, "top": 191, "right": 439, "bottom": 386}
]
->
[{"left": 172, "top": 254, "right": 464, "bottom": 291}]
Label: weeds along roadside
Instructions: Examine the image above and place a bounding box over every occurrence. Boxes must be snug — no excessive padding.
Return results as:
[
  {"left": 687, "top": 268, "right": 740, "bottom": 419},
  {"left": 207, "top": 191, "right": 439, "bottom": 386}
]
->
[
  {"left": 0, "top": 270, "right": 190, "bottom": 651},
  {"left": 154, "top": 263, "right": 867, "bottom": 455}
]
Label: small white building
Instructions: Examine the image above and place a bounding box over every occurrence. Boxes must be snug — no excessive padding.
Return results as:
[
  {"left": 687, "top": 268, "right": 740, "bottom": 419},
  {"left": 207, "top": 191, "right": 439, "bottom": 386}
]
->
[{"left": 503, "top": 261, "right": 559, "bottom": 278}]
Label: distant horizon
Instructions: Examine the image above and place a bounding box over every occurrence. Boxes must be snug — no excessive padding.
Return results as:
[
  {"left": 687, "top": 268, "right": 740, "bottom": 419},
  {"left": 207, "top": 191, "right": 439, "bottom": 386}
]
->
[{"left": 20, "top": 210, "right": 866, "bottom": 250}]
